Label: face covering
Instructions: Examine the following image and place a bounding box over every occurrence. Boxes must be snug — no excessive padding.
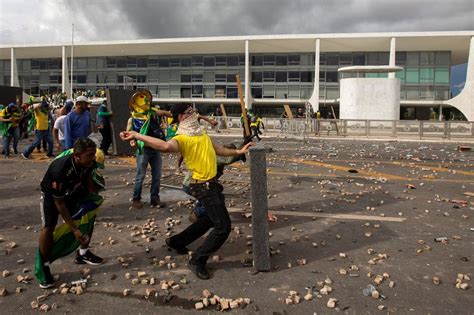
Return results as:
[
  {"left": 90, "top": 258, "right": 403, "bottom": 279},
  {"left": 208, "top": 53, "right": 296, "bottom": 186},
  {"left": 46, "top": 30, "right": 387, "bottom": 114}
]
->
[{"left": 176, "top": 113, "right": 203, "bottom": 136}]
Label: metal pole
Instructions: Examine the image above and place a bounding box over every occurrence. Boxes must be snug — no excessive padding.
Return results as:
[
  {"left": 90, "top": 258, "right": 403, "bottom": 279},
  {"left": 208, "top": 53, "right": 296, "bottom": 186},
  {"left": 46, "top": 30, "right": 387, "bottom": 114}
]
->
[
  {"left": 70, "top": 23, "right": 74, "bottom": 99},
  {"left": 250, "top": 145, "right": 270, "bottom": 272}
]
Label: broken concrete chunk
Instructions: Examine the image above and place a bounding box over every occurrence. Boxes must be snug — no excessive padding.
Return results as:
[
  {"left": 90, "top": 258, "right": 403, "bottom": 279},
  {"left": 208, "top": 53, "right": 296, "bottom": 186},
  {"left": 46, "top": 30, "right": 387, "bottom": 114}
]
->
[
  {"left": 432, "top": 277, "right": 441, "bottom": 285},
  {"left": 327, "top": 298, "right": 338, "bottom": 308},
  {"left": 39, "top": 304, "right": 50, "bottom": 312},
  {"left": 195, "top": 302, "right": 204, "bottom": 310},
  {"left": 31, "top": 301, "right": 39, "bottom": 309},
  {"left": 0, "top": 288, "right": 7, "bottom": 296},
  {"left": 2, "top": 270, "right": 11, "bottom": 278},
  {"left": 123, "top": 289, "right": 131, "bottom": 296}
]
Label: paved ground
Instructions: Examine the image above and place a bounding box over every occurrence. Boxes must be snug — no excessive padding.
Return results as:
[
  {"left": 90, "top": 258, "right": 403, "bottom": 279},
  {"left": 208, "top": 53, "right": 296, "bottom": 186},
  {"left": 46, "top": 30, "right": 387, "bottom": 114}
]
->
[{"left": 0, "top": 135, "right": 473, "bottom": 314}]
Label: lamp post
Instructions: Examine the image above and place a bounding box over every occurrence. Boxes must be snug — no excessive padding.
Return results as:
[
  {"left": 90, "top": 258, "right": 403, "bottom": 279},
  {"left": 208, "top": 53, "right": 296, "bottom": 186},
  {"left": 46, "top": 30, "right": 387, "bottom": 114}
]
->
[{"left": 70, "top": 23, "right": 74, "bottom": 99}]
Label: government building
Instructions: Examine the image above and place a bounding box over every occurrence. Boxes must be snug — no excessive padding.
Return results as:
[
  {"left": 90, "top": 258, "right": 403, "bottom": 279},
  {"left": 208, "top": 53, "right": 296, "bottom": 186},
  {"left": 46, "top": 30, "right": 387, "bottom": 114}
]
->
[{"left": 0, "top": 31, "right": 473, "bottom": 120}]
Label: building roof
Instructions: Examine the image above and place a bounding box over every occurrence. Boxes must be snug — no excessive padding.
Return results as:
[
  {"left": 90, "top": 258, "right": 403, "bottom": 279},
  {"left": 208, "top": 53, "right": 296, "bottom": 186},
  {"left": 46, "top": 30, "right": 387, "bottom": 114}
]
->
[{"left": 1, "top": 31, "right": 473, "bottom": 64}]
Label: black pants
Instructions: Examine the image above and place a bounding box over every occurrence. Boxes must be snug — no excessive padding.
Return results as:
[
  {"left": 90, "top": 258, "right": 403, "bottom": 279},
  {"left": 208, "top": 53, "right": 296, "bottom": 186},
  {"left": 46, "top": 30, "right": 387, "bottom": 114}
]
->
[
  {"left": 170, "top": 181, "right": 231, "bottom": 263},
  {"left": 99, "top": 125, "right": 112, "bottom": 154}
]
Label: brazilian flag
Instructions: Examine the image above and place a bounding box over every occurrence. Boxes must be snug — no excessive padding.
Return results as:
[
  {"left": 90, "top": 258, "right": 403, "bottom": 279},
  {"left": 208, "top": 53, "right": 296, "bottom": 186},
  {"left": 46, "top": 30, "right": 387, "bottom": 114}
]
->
[{"left": 34, "top": 151, "right": 105, "bottom": 284}]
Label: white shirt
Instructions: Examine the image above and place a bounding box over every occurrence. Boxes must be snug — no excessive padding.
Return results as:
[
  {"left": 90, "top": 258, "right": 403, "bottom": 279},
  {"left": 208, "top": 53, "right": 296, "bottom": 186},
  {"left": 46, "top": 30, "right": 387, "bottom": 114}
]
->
[{"left": 53, "top": 115, "right": 66, "bottom": 141}]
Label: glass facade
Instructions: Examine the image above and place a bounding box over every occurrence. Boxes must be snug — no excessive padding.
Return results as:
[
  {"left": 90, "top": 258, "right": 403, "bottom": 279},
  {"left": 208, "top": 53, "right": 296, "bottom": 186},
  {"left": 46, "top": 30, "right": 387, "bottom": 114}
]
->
[{"left": 0, "top": 50, "right": 451, "bottom": 101}]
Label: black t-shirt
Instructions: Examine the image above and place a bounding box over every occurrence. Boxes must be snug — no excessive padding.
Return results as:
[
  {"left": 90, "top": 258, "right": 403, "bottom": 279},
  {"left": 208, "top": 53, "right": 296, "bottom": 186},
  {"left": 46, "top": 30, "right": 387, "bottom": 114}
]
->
[{"left": 40, "top": 154, "right": 94, "bottom": 199}]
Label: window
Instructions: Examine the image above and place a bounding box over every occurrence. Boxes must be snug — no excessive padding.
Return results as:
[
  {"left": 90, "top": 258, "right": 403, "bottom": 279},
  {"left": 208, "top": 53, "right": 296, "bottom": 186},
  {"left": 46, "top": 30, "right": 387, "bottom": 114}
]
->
[
  {"left": 97, "top": 72, "right": 106, "bottom": 84},
  {"left": 227, "top": 73, "right": 238, "bottom": 82},
  {"left": 181, "top": 57, "right": 191, "bottom": 67},
  {"left": 203, "top": 86, "right": 214, "bottom": 98},
  {"left": 158, "top": 70, "right": 170, "bottom": 82},
  {"left": 169, "top": 85, "right": 180, "bottom": 97},
  {"left": 300, "top": 71, "right": 312, "bottom": 83},
  {"left": 263, "top": 85, "right": 275, "bottom": 98},
  {"left": 227, "top": 56, "right": 238, "bottom": 67},
  {"left": 395, "top": 69, "right": 405, "bottom": 82},
  {"left": 263, "top": 71, "right": 275, "bottom": 82},
  {"left": 192, "top": 85, "right": 203, "bottom": 97},
  {"left": 326, "top": 71, "right": 338, "bottom": 83},
  {"left": 326, "top": 86, "right": 339, "bottom": 99},
  {"left": 263, "top": 55, "right": 275, "bottom": 66},
  {"left": 181, "top": 74, "right": 191, "bottom": 82},
  {"left": 406, "top": 52, "right": 419, "bottom": 66},
  {"left": 49, "top": 59, "right": 60, "bottom": 69},
  {"left": 435, "top": 68, "right": 449, "bottom": 84},
  {"left": 406, "top": 68, "right": 419, "bottom": 84},
  {"left": 319, "top": 71, "right": 325, "bottom": 82},
  {"left": 435, "top": 52, "right": 450, "bottom": 66},
  {"left": 215, "top": 85, "right": 226, "bottom": 97},
  {"left": 251, "top": 55, "right": 263, "bottom": 66},
  {"left": 378, "top": 52, "right": 389, "bottom": 65},
  {"left": 127, "top": 57, "right": 137, "bottom": 68},
  {"left": 420, "top": 52, "right": 435, "bottom": 66},
  {"left": 149, "top": 57, "right": 159, "bottom": 67},
  {"left": 288, "top": 71, "right": 300, "bottom": 82},
  {"left": 435, "top": 87, "right": 449, "bottom": 100},
  {"left": 276, "top": 71, "right": 287, "bottom": 82},
  {"left": 406, "top": 86, "right": 419, "bottom": 100},
  {"left": 326, "top": 54, "right": 339, "bottom": 66},
  {"left": 117, "top": 58, "right": 126, "bottom": 68},
  {"left": 204, "top": 71, "right": 214, "bottom": 82},
  {"left": 88, "top": 58, "right": 97, "bottom": 69},
  {"left": 191, "top": 74, "right": 203, "bottom": 82},
  {"left": 215, "top": 56, "right": 226, "bottom": 66},
  {"left": 419, "top": 68, "right": 434, "bottom": 83},
  {"left": 353, "top": 53, "right": 366, "bottom": 65},
  {"left": 86, "top": 72, "right": 96, "bottom": 83},
  {"left": 319, "top": 86, "right": 325, "bottom": 99},
  {"left": 31, "top": 59, "right": 40, "bottom": 70},
  {"left": 239, "top": 55, "right": 246, "bottom": 66},
  {"left": 319, "top": 53, "right": 326, "bottom": 65},
  {"left": 137, "top": 58, "right": 148, "bottom": 68},
  {"left": 301, "top": 87, "right": 312, "bottom": 99},
  {"left": 275, "top": 86, "right": 287, "bottom": 99},
  {"left": 251, "top": 72, "right": 262, "bottom": 82},
  {"left": 40, "top": 72, "right": 49, "bottom": 84},
  {"left": 97, "top": 58, "right": 106, "bottom": 69},
  {"left": 159, "top": 58, "right": 169, "bottom": 67},
  {"left": 215, "top": 73, "right": 226, "bottom": 82},
  {"left": 251, "top": 87, "right": 262, "bottom": 98},
  {"left": 396, "top": 52, "right": 406, "bottom": 65},
  {"left": 420, "top": 85, "right": 434, "bottom": 99},
  {"left": 170, "top": 70, "right": 180, "bottom": 82},
  {"left": 288, "top": 55, "right": 300, "bottom": 65},
  {"left": 226, "top": 87, "right": 238, "bottom": 98},
  {"left": 170, "top": 58, "right": 180, "bottom": 67},
  {"left": 288, "top": 86, "right": 299, "bottom": 99},
  {"left": 276, "top": 55, "right": 287, "bottom": 66},
  {"left": 203, "top": 57, "right": 214, "bottom": 67},
  {"left": 300, "top": 54, "right": 312, "bottom": 66},
  {"left": 367, "top": 53, "right": 378, "bottom": 65},
  {"left": 106, "top": 57, "right": 116, "bottom": 68},
  {"left": 158, "top": 85, "right": 169, "bottom": 98},
  {"left": 192, "top": 56, "right": 203, "bottom": 66},
  {"left": 339, "top": 54, "right": 352, "bottom": 65}
]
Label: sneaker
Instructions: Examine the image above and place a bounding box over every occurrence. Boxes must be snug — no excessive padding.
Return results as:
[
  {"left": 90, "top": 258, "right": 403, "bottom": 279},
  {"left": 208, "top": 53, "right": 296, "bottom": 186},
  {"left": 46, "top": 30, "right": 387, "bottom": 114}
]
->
[
  {"left": 38, "top": 266, "right": 55, "bottom": 289},
  {"left": 46, "top": 154, "right": 55, "bottom": 158},
  {"left": 150, "top": 198, "right": 166, "bottom": 208},
  {"left": 74, "top": 250, "right": 104, "bottom": 265},
  {"left": 20, "top": 153, "right": 29, "bottom": 160},
  {"left": 165, "top": 237, "right": 189, "bottom": 255},
  {"left": 131, "top": 199, "right": 143, "bottom": 209},
  {"left": 188, "top": 258, "right": 210, "bottom": 280}
]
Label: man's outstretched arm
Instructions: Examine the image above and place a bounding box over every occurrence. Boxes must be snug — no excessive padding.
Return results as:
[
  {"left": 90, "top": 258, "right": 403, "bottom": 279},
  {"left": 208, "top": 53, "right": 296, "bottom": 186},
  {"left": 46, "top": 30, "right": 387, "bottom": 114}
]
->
[{"left": 120, "top": 130, "right": 179, "bottom": 153}]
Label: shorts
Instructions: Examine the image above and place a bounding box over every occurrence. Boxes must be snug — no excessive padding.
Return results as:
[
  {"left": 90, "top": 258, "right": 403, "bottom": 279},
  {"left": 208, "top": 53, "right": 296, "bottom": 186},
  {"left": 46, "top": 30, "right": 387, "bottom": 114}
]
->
[{"left": 40, "top": 192, "right": 61, "bottom": 228}]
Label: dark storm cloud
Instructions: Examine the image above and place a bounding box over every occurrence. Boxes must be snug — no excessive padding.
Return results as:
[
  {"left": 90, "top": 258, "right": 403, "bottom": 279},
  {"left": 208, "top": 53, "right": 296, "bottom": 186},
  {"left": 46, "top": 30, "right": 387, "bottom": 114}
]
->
[
  {"left": 0, "top": 0, "right": 472, "bottom": 45},
  {"left": 107, "top": 0, "right": 474, "bottom": 39}
]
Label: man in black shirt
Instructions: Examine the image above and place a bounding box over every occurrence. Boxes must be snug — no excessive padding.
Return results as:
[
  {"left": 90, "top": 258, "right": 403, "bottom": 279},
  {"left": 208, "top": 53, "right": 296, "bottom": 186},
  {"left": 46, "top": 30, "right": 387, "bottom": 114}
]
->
[{"left": 38, "top": 137, "right": 103, "bottom": 288}]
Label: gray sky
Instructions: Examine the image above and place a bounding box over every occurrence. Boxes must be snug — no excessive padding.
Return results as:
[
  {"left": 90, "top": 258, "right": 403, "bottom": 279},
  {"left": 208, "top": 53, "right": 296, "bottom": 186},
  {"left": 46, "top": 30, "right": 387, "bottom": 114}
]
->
[{"left": 0, "top": 0, "right": 473, "bottom": 45}]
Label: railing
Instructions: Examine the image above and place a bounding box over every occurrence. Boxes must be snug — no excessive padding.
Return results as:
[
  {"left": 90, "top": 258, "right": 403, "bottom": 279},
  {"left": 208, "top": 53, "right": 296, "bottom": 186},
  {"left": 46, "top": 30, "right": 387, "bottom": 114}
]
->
[{"left": 206, "top": 117, "right": 474, "bottom": 140}]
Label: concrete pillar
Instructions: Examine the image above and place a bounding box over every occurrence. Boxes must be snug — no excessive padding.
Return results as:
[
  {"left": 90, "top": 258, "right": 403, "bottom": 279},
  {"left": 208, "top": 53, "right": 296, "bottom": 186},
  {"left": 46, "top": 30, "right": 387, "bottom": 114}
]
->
[
  {"left": 10, "top": 48, "right": 19, "bottom": 87},
  {"left": 62, "top": 46, "right": 71, "bottom": 96},
  {"left": 245, "top": 40, "right": 250, "bottom": 110},
  {"left": 389, "top": 37, "right": 396, "bottom": 79},
  {"left": 307, "top": 39, "right": 320, "bottom": 113},
  {"left": 250, "top": 145, "right": 270, "bottom": 271},
  {"left": 439, "top": 104, "right": 443, "bottom": 121}
]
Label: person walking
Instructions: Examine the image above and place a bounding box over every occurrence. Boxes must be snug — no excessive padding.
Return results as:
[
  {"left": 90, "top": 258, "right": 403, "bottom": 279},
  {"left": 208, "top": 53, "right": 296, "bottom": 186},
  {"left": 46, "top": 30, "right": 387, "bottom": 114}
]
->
[
  {"left": 96, "top": 101, "right": 113, "bottom": 155},
  {"left": 63, "top": 96, "right": 91, "bottom": 150},
  {"left": 21, "top": 101, "right": 54, "bottom": 159}
]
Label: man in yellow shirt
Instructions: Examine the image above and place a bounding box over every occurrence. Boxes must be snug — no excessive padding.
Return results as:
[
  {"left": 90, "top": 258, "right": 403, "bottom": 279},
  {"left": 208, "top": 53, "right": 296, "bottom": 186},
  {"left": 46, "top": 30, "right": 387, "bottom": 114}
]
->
[
  {"left": 0, "top": 103, "right": 23, "bottom": 157},
  {"left": 120, "top": 104, "right": 252, "bottom": 280},
  {"left": 21, "top": 101, "right": 54, "bottom": 158}
]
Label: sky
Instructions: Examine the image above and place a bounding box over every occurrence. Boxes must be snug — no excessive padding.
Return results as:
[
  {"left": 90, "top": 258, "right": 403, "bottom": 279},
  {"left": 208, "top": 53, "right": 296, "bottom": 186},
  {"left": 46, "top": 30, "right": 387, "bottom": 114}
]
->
[{"left": 0, "top": 0, "right": 473, "bottom": 45}]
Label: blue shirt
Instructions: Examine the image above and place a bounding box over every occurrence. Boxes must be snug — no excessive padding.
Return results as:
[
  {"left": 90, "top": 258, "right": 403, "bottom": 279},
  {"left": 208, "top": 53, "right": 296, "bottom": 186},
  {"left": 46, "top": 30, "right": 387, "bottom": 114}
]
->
[{"left": 64, "top": 110, "right": 91, "bottom": 149}]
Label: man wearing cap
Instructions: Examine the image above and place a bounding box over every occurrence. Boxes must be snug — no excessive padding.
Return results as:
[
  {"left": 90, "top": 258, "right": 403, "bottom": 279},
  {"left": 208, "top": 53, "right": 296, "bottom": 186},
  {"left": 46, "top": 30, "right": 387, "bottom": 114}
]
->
[
  {"left": 21, "top": 101, "right": 54, "bottom": 159},
  {"left": 120, "top": 103, "right": 252, "bottom": 280},
  {"left": 64, "top": 96, "right": 91, "bottom": 150}
]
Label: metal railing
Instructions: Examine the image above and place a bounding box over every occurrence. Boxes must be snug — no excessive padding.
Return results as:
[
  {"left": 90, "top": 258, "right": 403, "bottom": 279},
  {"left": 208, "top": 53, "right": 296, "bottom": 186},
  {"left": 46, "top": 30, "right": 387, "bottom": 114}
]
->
[{"left": 205, "top": 117, "right": 474, "bottom": 140}]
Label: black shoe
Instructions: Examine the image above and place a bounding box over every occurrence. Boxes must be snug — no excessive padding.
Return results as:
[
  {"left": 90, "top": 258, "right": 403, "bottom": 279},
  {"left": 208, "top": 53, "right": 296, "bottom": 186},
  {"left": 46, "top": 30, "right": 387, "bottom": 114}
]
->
[
  {"left": 188, "top": 258, "right": 210, "bottom": 280},
  {"left": 20, "top": 153, "right": 29, "bottom": 160},
  {"left": 150, "top": 198, "right": 166, "bottom": 208},
  {"left": 74, "top": 250, "right": 104, "bottom": 265},
  {"left": 38, "top": 265, "right": 55, "bottom": 289},
  {"left": 13, "top": 149, "right": 18, "bottom": 155},
  {"left": 46, "top": 154, "right": 55, "bottom": 158},
  {"left": 165, "top": 237, "right": 189, "bottom": 255}
]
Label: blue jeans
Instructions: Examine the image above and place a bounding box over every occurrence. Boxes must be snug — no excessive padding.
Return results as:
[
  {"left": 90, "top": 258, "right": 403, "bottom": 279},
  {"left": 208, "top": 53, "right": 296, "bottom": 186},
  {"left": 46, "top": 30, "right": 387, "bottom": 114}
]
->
[
  {"left": 23, "top": 129, "right": 53, "bottom": 157},
  {"left": 133, "top": 149, "right": 162, "bottom": 201},
  {"left": 183, "top": 185, "right": 207, "bottom": 217},
  {"left": 3, "top": 127, "right": 20, "bottom": 156}
]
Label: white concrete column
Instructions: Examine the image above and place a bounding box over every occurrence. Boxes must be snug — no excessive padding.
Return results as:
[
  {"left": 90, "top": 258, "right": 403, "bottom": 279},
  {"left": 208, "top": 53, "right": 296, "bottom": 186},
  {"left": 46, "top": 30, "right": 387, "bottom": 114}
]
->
[
  {"left": 62, "top": 46, "right": 71, "bottom": 96},
  {"left": 389, "top": 37, "right": 396, "bottom": 78},
  {"left": 10, "top": 48, "right": 19, "bottom": 87},
  {"left": 438, "top": 104, "right": 443, "bottom": 121},
  {"left": 245, "top": 40, "right": 250, "bottom": 109},
  {"left": 307, "top": 38, "right": 320, "bottom": 113}
]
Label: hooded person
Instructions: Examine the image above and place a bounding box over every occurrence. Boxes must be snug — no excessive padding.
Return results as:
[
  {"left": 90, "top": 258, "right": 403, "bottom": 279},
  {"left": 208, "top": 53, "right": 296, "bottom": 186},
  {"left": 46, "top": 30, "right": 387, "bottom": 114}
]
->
[{"left": 120, "top": 103, "right": 252, "bottom": 280}]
